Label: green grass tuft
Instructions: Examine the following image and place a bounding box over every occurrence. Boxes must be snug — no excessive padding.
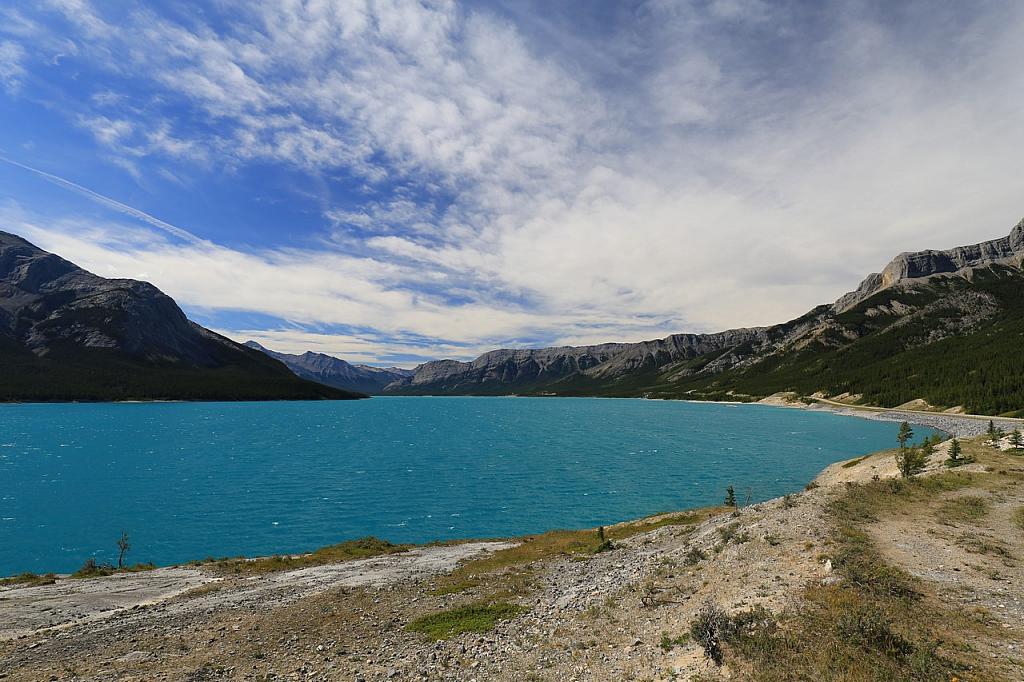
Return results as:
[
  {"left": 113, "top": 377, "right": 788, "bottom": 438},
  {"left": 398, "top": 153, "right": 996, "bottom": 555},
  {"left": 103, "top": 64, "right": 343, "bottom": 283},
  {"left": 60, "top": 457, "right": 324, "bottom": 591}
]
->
[{"left": 406, "top": 602, "right": 523, "bottom": 640}]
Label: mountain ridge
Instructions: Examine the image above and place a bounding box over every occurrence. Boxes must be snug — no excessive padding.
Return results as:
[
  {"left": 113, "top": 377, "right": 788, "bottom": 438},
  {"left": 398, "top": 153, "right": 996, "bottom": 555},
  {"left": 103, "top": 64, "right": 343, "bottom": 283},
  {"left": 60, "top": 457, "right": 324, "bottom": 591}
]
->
[
  {"left": 384, "top": 218, "right": 1024, "bottom": 414},
  {"left": 0, "top": 230, "right": 363, "bottom": 402},
  {"left": 244, "top": 341, "right": 411, "bottom": 394}
]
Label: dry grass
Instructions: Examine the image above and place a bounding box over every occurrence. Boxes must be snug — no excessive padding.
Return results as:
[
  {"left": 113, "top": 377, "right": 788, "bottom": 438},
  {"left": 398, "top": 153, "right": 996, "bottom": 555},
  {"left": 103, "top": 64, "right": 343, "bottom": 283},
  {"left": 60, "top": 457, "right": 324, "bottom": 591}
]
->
[
  {"left": 716, "top": 445, "right": 1012, "bottom": 681},
  {"left": 937, "top": 496, "right": 991, "bottom": 523},
  {"left": 429, "top": 507, "right": 724, "bottom": 598},
  {"left": 208, "top": 537, "right": 411, "bottom": 575},
  {"left": 0, "top": 572, "right": 57, "bottom": 588}
]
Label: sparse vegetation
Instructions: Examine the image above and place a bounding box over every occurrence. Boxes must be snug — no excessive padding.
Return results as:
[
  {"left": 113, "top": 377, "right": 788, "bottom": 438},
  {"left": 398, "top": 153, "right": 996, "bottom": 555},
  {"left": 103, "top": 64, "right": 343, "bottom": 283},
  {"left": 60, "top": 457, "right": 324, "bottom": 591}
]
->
[
  {"left": 660, "top": 632, "right": 690, "bottom": 652},
  {"left": 213, "top": 537, "right": 410, "bottom": 575},
  {"left": 841, "top": 454, "right": 870, "bottom": 469},
  {"left": 938, "top": 496, "right": 990, "bottom": 523},
  {"left": 406, "top": 602, "right": 523, "bottom": 640},
  {"left": 72, "top": 558, "right": 155, "bottom": 578},
  {"left": 691, "top": 599, "right": 729, "bottom": 665},
  {"left": 684, "top": 546, "right": 707, "bottom": 565},
  {"left": 0, "top": 572, "right": 57, "bottom": 588},
  {"left": 1013, "top": 507, "right": 1024, "bottom": 532}
]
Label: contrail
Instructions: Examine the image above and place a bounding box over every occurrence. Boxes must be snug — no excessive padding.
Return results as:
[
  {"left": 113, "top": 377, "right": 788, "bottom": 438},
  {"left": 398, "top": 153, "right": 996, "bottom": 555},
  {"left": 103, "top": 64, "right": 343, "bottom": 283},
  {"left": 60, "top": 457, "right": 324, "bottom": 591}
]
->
[{"left": 0, "top": 155, "right": 206, "bottom": 245}]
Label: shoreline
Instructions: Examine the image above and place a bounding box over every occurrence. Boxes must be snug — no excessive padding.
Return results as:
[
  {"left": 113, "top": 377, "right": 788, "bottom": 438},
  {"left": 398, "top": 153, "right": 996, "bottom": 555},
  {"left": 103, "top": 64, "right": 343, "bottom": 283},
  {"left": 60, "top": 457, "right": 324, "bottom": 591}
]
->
[{"left": 3, "top": 433, "right": 1022, "bottom": 679}]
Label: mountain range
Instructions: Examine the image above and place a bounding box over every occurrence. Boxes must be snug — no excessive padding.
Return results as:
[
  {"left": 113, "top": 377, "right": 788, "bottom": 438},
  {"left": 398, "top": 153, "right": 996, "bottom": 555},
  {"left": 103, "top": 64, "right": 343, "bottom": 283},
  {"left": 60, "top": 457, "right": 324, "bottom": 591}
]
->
[
  {"left": 0, "top": 231, "right": 363, "bottom": 401},
  {"left": 376, "top": 218, "right": 1024, "bottom": 416},
  {"left": 4, "top": 219, "right": 1023, "bottom": 413},
  {"left": 243, "top": 341, "right": 411, "bottom": 395}
]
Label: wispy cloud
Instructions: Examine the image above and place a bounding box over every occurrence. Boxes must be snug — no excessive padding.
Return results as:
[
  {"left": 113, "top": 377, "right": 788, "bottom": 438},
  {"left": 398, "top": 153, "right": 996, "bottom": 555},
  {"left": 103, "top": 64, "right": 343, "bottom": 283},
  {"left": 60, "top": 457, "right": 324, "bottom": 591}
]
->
[{"left": 0, "top": 40, "right": 26, "bottom": 92}]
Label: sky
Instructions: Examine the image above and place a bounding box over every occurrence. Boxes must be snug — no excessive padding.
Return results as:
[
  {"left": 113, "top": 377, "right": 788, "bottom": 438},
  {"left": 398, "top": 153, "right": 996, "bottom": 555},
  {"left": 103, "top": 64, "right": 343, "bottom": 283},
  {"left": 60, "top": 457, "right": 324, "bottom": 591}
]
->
[{"left": 1, "top": 1, "right": 1022, "bottom": 367}]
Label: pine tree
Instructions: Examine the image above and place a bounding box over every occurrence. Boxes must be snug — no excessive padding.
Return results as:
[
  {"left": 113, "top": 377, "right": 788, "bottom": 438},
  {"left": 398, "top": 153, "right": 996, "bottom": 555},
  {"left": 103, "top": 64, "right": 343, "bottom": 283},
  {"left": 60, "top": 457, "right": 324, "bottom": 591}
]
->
[
  {"left": 945, "top": 438, "right": 964, "bottom": 468},
  {"left": 896, "top": 421, "right": 914, "bottom": 450},
  {"left": 724, "top": 485, "right": 737, "bottom": 507},
  {"left": 1011, "top": 429, "right": 1023, "bottom": 452},
  {"left": 988, "top": 420, "right": 1005, "bottom": 447},
  {"left": 895, "top": 446, "right": 926, "bottom": 478}
]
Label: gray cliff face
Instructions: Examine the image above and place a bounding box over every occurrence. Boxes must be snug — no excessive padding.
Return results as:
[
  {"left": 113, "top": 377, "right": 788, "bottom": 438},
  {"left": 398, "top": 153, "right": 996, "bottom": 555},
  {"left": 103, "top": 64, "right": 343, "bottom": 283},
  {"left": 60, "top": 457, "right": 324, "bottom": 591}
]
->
[
  {"left": 0, "top": 231, "right": 236, "bottom": 365},
  {"left": 834, "top": 218, "right": 1024, "bottom": 312},
  {"left": 386, "top": 331, "right": 799, "bottom": 394},
  {"left": 390, "top": 344, "right": 633, "bottom": 392},
  {"left": 583, "top": 329, "right": 769, "bottom": 379},
  {"left": 245, "top": 342, "right": 411, "bottom": 394}
]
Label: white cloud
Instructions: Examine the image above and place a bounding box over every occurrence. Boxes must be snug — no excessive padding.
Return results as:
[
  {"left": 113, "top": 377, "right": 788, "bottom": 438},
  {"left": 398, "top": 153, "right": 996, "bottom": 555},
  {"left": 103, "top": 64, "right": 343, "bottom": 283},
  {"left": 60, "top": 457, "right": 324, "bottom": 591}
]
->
[
  {"left": 3, "top": 1, "right": 1024, "bottom": 363},
  {"left": 0, "top": 40, "right": 26, "bottom": 92}
]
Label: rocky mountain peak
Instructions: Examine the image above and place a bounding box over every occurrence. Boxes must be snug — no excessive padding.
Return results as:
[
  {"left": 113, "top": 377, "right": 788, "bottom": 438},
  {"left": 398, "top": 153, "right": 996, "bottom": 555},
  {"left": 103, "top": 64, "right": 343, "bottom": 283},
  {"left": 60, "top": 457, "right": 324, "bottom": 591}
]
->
[{"left": 833, "top": 218, "right": 1024, "bottom": 313}]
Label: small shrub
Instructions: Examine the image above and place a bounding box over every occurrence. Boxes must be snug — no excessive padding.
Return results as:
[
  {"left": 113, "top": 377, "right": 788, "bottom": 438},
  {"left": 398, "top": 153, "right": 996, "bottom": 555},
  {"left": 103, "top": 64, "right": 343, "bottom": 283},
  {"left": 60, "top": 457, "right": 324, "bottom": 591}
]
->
[
  {"left": 73, "top": 558, "right": 115, "bottom": 578},
  {"left": 594, "top": 526, "right": 614, "bottom": 553},
  {"left": 684, "top": 546, "right": 707, "bottom": 565},
  {"left": 835, "top": 605, "right": 914, "bottom": 658},
  {"left": 717, "top": 523, "right": 740, "bottom": 543},
  {"left": 691, "top": 599, "right": 729, "bottom": 665}
]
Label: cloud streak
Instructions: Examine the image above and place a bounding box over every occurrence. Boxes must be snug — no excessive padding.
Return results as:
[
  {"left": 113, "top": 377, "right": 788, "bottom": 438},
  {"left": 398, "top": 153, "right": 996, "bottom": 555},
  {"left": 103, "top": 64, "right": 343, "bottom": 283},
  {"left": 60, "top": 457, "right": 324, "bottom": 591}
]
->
[{"left": 0, "top": 156, "right": 206, "bottom": 245}]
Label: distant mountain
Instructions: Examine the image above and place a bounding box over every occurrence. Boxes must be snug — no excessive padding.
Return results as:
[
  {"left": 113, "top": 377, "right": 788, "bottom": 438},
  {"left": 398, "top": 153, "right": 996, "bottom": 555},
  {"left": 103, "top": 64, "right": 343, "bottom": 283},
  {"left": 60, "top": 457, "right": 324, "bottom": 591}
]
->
[
  {"left": 245, "top": 341, "right": 412, "bottom": 395},
  {"left": 386, "top": 218, "right": 1024, "bottom": 416},
  {"left": 0, "top": 231, "right": 363, "bottom": 402}
]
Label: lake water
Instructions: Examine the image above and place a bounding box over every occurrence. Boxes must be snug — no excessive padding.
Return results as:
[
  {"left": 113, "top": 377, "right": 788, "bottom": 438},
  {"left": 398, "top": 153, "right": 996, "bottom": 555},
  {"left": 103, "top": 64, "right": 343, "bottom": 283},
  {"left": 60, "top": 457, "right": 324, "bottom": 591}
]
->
[{"left": 0, "top": 397, "right": 936, "bottom": 575}]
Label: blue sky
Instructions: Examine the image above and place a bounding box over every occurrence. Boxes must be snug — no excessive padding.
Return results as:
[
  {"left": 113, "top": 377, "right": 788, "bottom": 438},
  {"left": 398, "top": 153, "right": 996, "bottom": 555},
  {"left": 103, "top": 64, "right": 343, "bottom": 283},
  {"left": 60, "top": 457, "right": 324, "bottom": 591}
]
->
[{"left": 1, "top": 1, "right": 1023, "bottom": 366}]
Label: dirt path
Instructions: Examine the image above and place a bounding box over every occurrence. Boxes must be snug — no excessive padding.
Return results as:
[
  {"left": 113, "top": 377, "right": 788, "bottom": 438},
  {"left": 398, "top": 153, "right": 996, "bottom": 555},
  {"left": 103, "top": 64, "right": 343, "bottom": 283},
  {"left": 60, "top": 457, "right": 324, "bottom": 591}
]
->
[{"left": 867, "top": 474, "right": 1024, "bottom": 669}]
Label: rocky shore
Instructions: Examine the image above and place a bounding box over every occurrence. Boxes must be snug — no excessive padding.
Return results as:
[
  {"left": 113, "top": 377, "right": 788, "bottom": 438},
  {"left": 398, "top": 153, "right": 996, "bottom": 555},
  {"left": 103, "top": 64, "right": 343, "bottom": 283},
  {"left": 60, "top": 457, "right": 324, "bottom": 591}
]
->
[{"left": 808, "top": 403, "right": 1021, "bottom": 437}]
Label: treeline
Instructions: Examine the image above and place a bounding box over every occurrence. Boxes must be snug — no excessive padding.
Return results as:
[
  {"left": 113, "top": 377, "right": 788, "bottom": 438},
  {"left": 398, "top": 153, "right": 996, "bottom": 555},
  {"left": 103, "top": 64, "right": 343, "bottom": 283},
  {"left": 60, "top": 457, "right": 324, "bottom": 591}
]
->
[
  {"left": 666, "top": 268, "right": 1024, "bottom": 416},
  {"left": 0, "top": 341, "right": 361, "bottom": 402}
]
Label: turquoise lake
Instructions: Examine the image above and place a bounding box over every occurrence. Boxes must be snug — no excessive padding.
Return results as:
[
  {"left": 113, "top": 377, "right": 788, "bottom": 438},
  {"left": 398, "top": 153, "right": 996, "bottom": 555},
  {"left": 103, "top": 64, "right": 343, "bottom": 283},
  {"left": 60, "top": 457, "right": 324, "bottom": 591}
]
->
[{"left": 0, "top": 397, "right": 937, "bottom": 575}]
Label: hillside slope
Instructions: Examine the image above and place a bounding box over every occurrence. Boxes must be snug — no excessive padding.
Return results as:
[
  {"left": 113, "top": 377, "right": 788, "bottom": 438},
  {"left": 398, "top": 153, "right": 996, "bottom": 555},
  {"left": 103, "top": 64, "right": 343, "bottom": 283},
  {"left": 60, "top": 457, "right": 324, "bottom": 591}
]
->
[
  {"left": 387, "top": 218, "right": 1024, "bottom": 415},
  {"left": 0, "top": 231, "right": 363, "bottom": 401}
]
